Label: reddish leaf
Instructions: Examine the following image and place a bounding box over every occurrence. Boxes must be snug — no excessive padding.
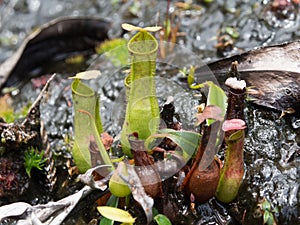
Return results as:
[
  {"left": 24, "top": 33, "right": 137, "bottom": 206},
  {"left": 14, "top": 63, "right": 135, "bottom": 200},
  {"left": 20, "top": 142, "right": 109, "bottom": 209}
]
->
[{"left": 195, "top": 105, "right": 224, "bottom": 125}]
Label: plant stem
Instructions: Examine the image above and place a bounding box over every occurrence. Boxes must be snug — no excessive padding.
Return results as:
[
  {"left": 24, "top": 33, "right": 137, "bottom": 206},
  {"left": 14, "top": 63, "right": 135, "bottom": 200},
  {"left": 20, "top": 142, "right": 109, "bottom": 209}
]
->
[{"left": 128, "top": 135, "right": 163, "bottom": 199}]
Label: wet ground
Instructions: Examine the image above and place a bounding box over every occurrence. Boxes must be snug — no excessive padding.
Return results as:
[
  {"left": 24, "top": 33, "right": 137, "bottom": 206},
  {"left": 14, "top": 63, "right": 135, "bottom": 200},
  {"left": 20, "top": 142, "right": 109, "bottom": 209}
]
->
[{"left": 0, "top": 0, "right": 299, "bottom": 224}]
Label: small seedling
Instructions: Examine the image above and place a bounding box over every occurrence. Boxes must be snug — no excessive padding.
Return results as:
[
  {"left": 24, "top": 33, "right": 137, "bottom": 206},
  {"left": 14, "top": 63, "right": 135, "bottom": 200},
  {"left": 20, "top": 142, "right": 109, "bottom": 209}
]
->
[
  {"left": 257, "top": 198, "right": 278, "bottom": 225},
  {"left": 24, "top": 148, "right": 47, "bottom": 177}
]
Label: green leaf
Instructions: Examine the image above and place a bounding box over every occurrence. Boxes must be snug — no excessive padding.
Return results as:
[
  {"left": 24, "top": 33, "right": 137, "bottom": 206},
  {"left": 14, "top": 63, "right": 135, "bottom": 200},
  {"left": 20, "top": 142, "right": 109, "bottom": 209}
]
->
[
  {"left": 187, "top": 81, "right": 227, "bottom": 124},
  {"left": 263, "top": 210, "right": 270, "bottom": 224},
  {"left": 152, "top": 207, "right": 159, "bottom": 217},
  {"left": 146, "top": 129, "right": 200, "bottom": 159},
  {"left": 106, "top": 194, "right": 119, "bottom": 206},
  {"left": 225, "top": 26, "right": 239, "bottom": 39},
  {"left": 187, "top": 66, "right": 206, "bottom": 90},
  {"left": 99, "top": 216, "right": 114, "bottom": 225},
  {"left": 99, "top": 195, "right": 119, "bottom": 225},
  {"left": 97, "top": 206, "right": 135, "bottom": 224},
  {"left": 187, "top": 65, "right": 196, "bottom": 87},
  {"left": 154, "top": 214, "right": 172, "bottom": 225},
  {"left": 267, "top": 213, "right": 275, "bottom": 225},
  {"left": 206, "top": 81, "right": 227, "bottom": 125},
  {"left": 262, "top": 199, "right": 271, "bottom": 212}
]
